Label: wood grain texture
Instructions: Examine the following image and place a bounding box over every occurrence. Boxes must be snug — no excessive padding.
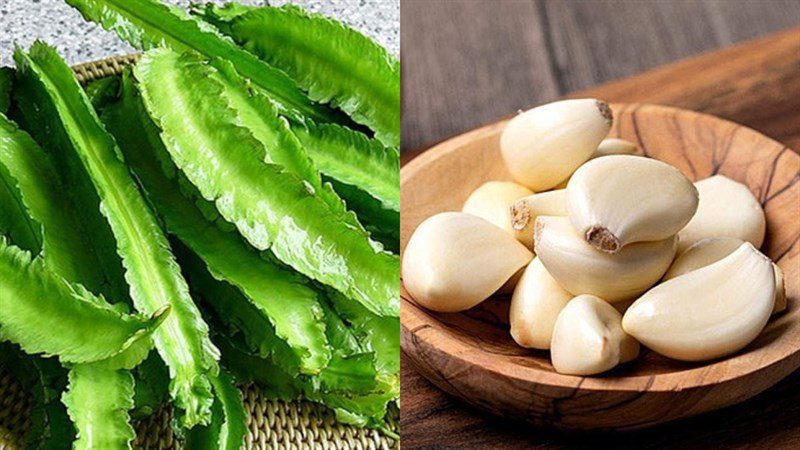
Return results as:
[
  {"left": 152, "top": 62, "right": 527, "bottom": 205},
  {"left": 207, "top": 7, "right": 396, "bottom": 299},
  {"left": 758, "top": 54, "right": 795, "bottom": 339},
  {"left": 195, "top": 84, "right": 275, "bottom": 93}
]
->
[
  {"left": 400, "top": 0, "right": 559, "bottom": 154},
  {"left": 400, "top": 105, "right": 800, "bottom": 444},
  {"left": 401, "top": 356, "right": 800, "bottom": 449},
  {"left": 570, "top": 28, "right": 800, "bottom": 152},
  {"left": 401, "top": 0, "right": 800, "bottom": 152}
]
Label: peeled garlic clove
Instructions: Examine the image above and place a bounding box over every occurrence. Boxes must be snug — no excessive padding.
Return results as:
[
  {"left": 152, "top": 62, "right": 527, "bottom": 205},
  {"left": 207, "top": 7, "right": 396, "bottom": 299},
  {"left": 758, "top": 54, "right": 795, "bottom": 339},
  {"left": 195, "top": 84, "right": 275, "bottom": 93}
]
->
[
  {"left": 534, "top": 216, "right": 677, "bottom": 302},
  {"left": 500, "top": 99, "right": 612, "bottom": 191},
  {"left": 677, "top": 175, "right": 766, "bottom": 253},
  {"left": 462, "top": 181, "right": 533, "bottom": 247},
  {"left": 509, "top": 258, "right": 572, "bottom": 349},
  {"left": 551, "top": 294, "right": 639, "bottom": 375},
  {"left": 663, "top": 237, "right": 743, "bottom": 280},
  {"left": 554, "top": 138, "right": 639, "bottom": 187},
  {"left": 402, "top": 212, "right": 533, "bottom": 312},
  {"left": 593, "top": 138, "right": 637, "bottom": 159},
  {"left": 566, "top": 155, "right": 698, "bottom": 253},
  {"left": 665, "top": 237, "right": 786, "bottom": 314},
  {"left": 510, "top": 189, "right": 567, "bottom": 248},
  {"left": 623, "top": 242, "right": 775, "bottom": 362}
]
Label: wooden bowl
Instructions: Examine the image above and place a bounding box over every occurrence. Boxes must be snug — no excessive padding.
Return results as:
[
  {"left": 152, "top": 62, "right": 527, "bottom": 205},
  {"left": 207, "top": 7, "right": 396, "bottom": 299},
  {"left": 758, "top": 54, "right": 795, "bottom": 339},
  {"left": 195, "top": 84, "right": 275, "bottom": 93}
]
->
[{"left": 400, "top": 103, "right": 800, "bottom": 431}]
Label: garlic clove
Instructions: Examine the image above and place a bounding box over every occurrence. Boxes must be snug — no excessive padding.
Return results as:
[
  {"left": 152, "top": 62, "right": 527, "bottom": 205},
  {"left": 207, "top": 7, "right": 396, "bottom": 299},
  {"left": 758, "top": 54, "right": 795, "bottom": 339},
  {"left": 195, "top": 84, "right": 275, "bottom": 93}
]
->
[
  {"left": 593, "top": 138, "right": 638, "bottom": 158},
  {"left": 509, "top": 258, "right": 572, "bottom": 349},
  {"left": 462, "top": 181, "right": 534, "bottom": 247},
  {"left": 534, "top": 216, "right": 677, "bottom": 302},
  {"left": 510, "top": 189, "right": 567, "bottom": 248},
  {"left": 665, "top": 237, "right": 786, "bottom": 315},
  {"left": 623, "top": 242, "right": 775, "bottom": 362},
  {"left": 663, "top": 237, "right": 743, "bottom": 279},
  {"left": 553, "top": 138, "right": 639, "bottom": 187},
  {"left": 550, "top": 294, "right": 639, "bottom": 376},
  {"left": 566, "top": 155, "right": 698, "bottom": 253},
  {"left": 500, "top": 99, "right": 612, "bottom": 191},
  {"left": 677, "top": 175, "right": 766, "bottom": 253},
  {"left": 402, "top": 212, "right": 533, "bottom": 312}
]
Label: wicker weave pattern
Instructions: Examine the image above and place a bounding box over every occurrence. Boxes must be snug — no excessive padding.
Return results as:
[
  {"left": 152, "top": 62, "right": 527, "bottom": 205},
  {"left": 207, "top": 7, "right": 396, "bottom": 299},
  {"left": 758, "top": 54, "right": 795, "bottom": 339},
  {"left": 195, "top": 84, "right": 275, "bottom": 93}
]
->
[
  {"left": 71, "top": 53, "right": 141, "bottom": 83},
  {"left": 0, "top": 367, "right": 30, "bottom": 449},
  {"left": 0, "top": 55, "right": 399, "bottom": 449}
]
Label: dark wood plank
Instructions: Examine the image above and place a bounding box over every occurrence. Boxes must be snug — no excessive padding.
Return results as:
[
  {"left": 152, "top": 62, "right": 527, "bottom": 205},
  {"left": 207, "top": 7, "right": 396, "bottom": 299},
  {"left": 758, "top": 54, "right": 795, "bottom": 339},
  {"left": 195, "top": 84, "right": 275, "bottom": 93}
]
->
[
  {"left": 401, "top": 0, "right": 800, "bottom": 152},
  {"left": 400, "top": 0, "right": 558, "bottom": 151},
  {"left": 704, "top": 0, "right": 800, "bottom": 45},
  {"left": 570, "top": 28, "right": 800, "bottom": 151},
  {"left": 540, "top": 0, "right": 721, "bottom": 94},
  {"left": 401, "top": 27, "right": 800, "bottom": 166}
]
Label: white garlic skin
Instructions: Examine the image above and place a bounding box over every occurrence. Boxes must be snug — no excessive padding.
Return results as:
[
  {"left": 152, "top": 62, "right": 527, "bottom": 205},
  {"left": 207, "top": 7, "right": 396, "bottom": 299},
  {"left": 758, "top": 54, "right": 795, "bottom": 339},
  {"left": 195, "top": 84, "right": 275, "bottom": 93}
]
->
[
  {"left": 462, "top": 181, "right": 533, "bottom": 246},
  {"left": 402, "top": 212, "right": 533, "bottom": 313},
  {"left": 665, "top": 237, "right": 786, "bottom": 314},
  {"left": 510, "top": 189, "right": 568, "bottom": 249},
  {"left": 550, "top": 294, "right": 639, "bottom": 376},
  {"left": 566, "top": 155, "right": 698, "bottom": 253},
  {"left": 500, "top": 99, "right": 612, "bottom": 191},
  {"left": 677, "top": 175, "right": 766, "bottom": 253},
  {"left": 509, "top": 258, "right": 572, "bottom": 350},
  {"left": 623, "top": 242, "right": 775, "bottom": 362},
  {"left": 534, "top": 216, "right": 677, "bottom": 302}
]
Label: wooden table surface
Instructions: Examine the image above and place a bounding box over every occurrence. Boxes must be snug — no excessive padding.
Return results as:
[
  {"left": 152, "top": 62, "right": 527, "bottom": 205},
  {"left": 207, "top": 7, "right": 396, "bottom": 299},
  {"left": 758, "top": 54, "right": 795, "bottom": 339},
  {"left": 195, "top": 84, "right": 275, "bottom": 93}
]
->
[
  {"left": 400, "top": 1, "right": 800, "bottom": 447},
  {"left": 401, "top": 0, "right": 800, "bottom": 153}
]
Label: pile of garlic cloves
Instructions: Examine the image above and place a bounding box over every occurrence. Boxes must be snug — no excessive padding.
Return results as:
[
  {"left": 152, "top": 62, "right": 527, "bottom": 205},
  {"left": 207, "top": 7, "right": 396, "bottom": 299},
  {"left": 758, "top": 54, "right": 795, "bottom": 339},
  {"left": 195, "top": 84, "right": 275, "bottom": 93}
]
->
[{"left": 402, "top": 99, "right": 784, "bottom": 376}]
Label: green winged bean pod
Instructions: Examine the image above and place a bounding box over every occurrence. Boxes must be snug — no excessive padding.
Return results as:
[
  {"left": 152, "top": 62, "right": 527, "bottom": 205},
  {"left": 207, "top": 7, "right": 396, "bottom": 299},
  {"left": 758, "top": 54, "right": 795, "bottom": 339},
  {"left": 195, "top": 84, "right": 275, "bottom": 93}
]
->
[
  {"left": 0, "top": 113, "right": 121, "bottom": 299},
  {"left": 292, "top": 120, "right": 399, "bottom": 216},
  {"left": 102, "top": 73, "right": 333, "bottom": 375},
  {"left": 0, "top": 161, "right": 41, "bottom": 255},
  {"left": 61, "top": 366, "right": 136, "bottom": 449},
  {"left": 13, "top": 42, "right": 219, "bottom": 428},
  {"left": 215, "top": 334, "right": 304, "bottom": 401},
  {"left": 293, "top": 121, "right": 400, "bottom": 251},
  {"left": 13, "top": 56, "right": 131, "bottom": 307},
  {"left": 328, "top": 291, "right": 399, "bottom": 389},
  {"left": 192, "top": 256, "right": 389, "bottom": 424},
  {"left": 184, "top": 371, "right": 247, "bottom": 450},
  {"left": 215, "top": 333, "right": 392, "bottom": 428},
  {"left": 207, "top": 61, "right": 400, "bottom": 248},
  {"left": 0, "top": 110, "right": 145, "bottom": 449},
  {"left": 63, "top": 0, "right": 346, "bottom": 125},
  {"left": 196, "top": 4, "right": 400, "bottom": 147},
  {"left": 0, "top": 238, "right": 166, "bottom": 364},
  {"left": 210, "top": 60, "right": 365, "bottom": 232},
  {"left": 135, "top": 49, "right": 399, "bottom": 318}
]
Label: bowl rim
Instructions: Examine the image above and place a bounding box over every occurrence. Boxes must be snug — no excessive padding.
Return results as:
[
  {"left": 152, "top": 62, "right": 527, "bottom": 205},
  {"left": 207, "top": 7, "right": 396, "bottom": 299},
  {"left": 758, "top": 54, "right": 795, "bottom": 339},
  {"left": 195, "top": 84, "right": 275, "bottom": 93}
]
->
[{"left": 400, "top": 102, "right": 800, "bottom": 394}]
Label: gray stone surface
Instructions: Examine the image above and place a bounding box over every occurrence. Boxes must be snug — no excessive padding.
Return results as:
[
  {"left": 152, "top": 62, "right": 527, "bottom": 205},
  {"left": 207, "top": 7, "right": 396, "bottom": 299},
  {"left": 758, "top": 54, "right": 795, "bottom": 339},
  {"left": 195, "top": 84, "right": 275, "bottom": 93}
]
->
[{"left": 0, "top": 0, "right": 399, "bottom": 67}]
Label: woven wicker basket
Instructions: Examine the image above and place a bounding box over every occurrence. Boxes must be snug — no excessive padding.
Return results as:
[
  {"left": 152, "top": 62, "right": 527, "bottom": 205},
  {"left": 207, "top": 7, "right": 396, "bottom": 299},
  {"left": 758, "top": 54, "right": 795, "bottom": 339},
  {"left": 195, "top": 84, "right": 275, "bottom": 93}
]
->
[{"left": 0, "top": 54, "right": 399, "bottom": 450}]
